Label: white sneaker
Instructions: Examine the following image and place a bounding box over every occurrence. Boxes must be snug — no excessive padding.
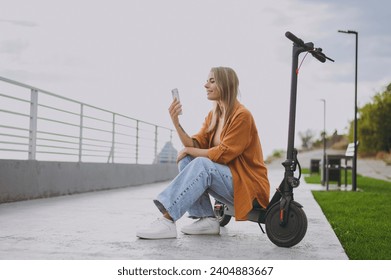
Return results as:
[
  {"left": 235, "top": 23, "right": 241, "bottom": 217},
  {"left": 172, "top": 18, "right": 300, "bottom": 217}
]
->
[
  {"left": 136, "top": 217, "right": 177, "bottom": 239},
  {"left": 181, "top": 217, "right": 220, "bottom": 235}
]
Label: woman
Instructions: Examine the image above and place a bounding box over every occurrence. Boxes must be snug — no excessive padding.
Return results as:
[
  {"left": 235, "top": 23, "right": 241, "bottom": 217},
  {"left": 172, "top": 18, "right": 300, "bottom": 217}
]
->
[{"left": 136, "top": 67, "right": 270, "bottom": 239}]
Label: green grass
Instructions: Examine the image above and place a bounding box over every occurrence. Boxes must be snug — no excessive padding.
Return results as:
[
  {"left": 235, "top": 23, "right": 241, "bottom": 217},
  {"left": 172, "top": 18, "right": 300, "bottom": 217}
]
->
[{"left": 305, "top": 171, "right": 391, "bottom": 259}]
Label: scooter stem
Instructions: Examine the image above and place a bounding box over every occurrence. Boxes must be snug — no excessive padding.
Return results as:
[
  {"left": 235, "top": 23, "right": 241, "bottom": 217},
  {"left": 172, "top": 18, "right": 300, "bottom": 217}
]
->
[{"left": 286, "top": 44, "right": 309, "bottom": 161}]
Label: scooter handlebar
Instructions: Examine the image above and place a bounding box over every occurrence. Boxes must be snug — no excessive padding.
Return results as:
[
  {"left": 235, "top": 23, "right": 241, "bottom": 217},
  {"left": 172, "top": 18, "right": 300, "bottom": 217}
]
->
[
  {"left": 285, "top": 31, "right": 334, "bottom": 63},
  {"left": 285, "top": 31, "right": 307, "bottom": 49}
]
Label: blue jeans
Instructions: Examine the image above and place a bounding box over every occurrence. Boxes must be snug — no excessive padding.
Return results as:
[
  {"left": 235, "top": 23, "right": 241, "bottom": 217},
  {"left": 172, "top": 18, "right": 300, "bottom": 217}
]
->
[{"left": 154, "top": 156, "right": 234, "bottom": 221}]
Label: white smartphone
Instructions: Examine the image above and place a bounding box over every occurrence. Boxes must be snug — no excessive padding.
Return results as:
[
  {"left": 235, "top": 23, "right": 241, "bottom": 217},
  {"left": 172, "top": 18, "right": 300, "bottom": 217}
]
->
[{"left": 171, "top": 88, "right": 182, "bottom": 115}]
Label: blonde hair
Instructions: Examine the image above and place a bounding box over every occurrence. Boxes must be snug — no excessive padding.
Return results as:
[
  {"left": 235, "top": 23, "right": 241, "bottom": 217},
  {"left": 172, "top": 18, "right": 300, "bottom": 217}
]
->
[{"left": 207, "top": 67, "right": 239, "bottom": 132}]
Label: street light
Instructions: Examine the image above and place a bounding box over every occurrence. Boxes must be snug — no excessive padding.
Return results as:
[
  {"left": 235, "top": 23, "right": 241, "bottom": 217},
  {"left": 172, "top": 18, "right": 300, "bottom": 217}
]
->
[
  {"left": 320, "top": 98, "right": 326, "bottom": 185},
  {"left": 338, "top": 29, "right": 358, "bottom": 192}
]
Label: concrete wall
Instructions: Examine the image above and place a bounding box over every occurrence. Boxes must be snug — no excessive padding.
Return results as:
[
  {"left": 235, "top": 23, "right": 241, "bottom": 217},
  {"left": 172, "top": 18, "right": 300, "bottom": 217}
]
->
[{"left": 0, "top": 160, "right": 178, "bottom": 203}]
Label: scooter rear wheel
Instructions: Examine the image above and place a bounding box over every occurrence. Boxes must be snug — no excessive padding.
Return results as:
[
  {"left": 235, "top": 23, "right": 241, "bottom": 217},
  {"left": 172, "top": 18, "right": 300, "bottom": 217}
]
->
[
  {"left": 214, "top": 201, "right": 232, "bottom": 227},
  {"left": 265, "top": 202, "right": 307, "bottom": 247}
]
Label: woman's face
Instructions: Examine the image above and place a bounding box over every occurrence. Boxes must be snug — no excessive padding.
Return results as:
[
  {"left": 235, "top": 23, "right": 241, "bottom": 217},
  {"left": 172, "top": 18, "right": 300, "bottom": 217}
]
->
[{"left": 204, "top": 71, "right": 220, "bottom": 101}]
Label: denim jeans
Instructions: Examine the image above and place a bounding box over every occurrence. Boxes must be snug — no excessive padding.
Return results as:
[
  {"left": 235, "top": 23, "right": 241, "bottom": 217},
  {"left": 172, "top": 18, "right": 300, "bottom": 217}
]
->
[{"left": 154, "top": 156, "right": 234, "bottom": 221}]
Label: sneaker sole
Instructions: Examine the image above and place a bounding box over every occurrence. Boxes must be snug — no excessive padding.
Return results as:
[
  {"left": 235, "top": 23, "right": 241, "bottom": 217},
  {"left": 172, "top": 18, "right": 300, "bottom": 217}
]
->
[
  {"left": 136, "top": 233, "right": 177, "bottom": 239},
  {"left": 181, "top": 229, "right": 220, "bottom": 235}
]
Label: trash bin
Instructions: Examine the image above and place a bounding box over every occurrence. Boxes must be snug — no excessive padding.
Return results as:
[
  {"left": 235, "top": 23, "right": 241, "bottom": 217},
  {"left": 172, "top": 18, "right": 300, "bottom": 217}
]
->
[
  {"left": 310, "top": 159, "right": 321, "bottom": 174},
  {"left": 324, "top": 157, "right": 342, "bottom": 186}
]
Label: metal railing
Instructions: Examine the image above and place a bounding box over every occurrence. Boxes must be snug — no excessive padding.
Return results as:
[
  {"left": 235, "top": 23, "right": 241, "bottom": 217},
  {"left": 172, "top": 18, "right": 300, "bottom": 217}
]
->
[{"left": 0, "top": 76, "right": 176, "bottom": 164}]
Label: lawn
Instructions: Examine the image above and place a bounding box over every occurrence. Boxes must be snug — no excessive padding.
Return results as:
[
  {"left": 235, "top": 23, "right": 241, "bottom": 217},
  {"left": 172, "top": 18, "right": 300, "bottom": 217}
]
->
[{"left": 305, "top": 170, "right": 391, "bottom": 259}]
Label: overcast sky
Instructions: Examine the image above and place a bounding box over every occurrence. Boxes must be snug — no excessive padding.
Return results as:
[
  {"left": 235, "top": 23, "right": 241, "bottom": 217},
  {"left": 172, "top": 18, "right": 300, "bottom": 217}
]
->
[{"left": 1, "top": 0, "right": 390, "bottom": 158}]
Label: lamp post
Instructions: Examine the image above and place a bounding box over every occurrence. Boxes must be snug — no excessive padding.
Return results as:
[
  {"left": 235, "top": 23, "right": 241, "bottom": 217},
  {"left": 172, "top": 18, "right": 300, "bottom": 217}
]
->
[
  {"left": 320, "top": 98, "right": 326, "bottom": 185},
  {"left": 338, "top": 29, "right": 358, "bottom": 192}
]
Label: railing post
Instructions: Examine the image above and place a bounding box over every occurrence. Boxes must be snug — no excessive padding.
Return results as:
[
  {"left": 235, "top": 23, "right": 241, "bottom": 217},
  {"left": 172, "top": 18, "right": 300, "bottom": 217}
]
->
[
  {"left": 136, "top": 120, "right": 139, "bottom": 164},
  {"left": 111, "top": 113, "right": 116, "bottom": 163},
  {"left": 28, "top": 89, "right": 38, "bottom": 160},
  {"left": 78, "top": 104, "right": 84, "bottom": 162},
  {"left": 154, "top": 125, "right": 158, "bottom": 162}
]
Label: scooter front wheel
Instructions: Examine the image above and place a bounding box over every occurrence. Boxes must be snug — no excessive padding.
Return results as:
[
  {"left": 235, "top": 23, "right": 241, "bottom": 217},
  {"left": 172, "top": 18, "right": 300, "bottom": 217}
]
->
[{"left": 265, "top": 202, "right": 307, "bottom": 247}]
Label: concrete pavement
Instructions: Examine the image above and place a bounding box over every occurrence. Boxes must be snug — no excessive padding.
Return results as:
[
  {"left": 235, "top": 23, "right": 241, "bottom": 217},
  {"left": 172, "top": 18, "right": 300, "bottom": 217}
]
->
[{"left": 0, "top": 165, "right": 348, "bottom": 260}]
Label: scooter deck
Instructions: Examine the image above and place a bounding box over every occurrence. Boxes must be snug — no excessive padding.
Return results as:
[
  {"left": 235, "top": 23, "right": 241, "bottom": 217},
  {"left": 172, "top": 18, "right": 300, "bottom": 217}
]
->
[
  {"left": 247, "top": 207, "right": 267, "bottom": 224},
  {"left": 216, "top": 200, "right": 267, "bottom": 224}
]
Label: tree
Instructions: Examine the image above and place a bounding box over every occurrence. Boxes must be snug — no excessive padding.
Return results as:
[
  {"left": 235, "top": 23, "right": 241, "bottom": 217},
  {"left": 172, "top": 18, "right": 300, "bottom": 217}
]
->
[
  {"left": 350, "top": 83, "right": 391, "bottom": 154},
  {"left": 299, "top": 129, "right": 315, "bottom": 149}
]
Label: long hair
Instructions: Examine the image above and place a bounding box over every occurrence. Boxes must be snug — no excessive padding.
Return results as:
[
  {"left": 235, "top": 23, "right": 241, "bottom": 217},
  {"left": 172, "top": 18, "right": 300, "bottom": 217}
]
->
[{"left": 207, "top": 67, "right": 239, "bottom": 132}]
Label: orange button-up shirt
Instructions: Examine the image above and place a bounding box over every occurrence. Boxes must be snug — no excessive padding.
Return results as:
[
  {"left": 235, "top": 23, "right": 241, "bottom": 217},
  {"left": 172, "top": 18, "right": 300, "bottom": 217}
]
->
[{"left": 192, "top": 101, "right": 270, "bottom": 220}]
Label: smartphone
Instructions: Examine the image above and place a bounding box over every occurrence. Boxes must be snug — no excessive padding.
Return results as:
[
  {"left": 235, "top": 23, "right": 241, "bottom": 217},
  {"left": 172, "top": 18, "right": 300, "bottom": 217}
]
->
[{"left": 171, "top": 88, "right": 182, "bottom": 115}]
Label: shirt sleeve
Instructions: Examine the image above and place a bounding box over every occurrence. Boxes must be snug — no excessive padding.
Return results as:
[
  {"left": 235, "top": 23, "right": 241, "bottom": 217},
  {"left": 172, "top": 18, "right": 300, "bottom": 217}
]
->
[{"left": 207, "top": 111, "right": 253, "bottom": 164}]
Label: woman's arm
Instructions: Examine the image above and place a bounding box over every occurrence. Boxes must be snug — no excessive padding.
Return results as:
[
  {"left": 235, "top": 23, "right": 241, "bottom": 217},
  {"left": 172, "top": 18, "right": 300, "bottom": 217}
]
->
[
  {"left": 177, "top": 147, "right": 209, "bottom": 162},
  {"left": 168, "top": 99, "right": 199, "bottom": 148}
]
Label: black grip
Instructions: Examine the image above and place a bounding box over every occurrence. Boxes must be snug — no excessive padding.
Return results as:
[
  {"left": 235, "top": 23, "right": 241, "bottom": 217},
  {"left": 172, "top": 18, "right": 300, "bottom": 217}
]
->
[
  {"left": 285, "top": 31, "right": 305, "bottom": 47},
  {"left": 311, "top": 51, "right": 326, "bottom": 63}
]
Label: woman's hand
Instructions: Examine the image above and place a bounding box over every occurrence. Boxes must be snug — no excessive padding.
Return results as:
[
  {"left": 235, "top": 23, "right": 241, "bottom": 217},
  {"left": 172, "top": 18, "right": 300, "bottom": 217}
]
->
[
  {"left": 169, "top": 99, "right": 195, "bottom": 148},
  {"left": 176, "top": 147, "right": 189, "bottom": 163},
  {"left": 168, "top": 99, "right": 182, "bottom": 127}
]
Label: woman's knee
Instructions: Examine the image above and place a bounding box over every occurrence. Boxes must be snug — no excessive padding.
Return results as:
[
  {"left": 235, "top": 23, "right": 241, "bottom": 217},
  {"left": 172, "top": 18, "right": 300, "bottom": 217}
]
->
[
  {"left": 179, "top": 156, "right": 214, "bottom": 173},
  {"left": 178, "top": 155, "right": 194, "bottom": 172},
  {"left": 189, "top": 157, "right": 214, "bottom": 169}
]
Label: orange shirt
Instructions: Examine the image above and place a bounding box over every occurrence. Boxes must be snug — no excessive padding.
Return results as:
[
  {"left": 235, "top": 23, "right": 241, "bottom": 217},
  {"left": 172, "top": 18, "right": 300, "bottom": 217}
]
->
[{"left": 192, "top": 101, "right": 270, "bottom": 220}]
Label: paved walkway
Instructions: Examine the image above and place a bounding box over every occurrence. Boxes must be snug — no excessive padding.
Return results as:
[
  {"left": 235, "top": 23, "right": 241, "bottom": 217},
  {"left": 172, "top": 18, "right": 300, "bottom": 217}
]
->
[{"left": 0, "top": 166, "right": 348, "bottom": 260}]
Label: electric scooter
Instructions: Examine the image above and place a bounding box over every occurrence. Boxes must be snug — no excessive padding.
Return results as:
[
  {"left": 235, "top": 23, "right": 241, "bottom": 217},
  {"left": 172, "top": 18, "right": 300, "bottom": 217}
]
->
[{"left": 214, "top": 31, "right": 334, "bottom": 247}]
